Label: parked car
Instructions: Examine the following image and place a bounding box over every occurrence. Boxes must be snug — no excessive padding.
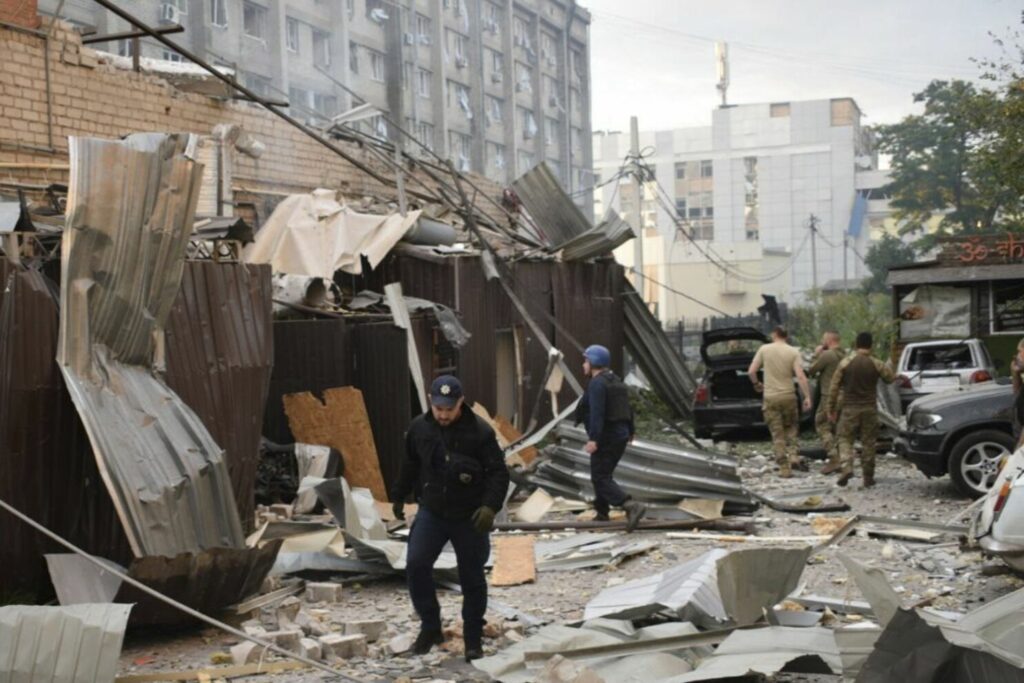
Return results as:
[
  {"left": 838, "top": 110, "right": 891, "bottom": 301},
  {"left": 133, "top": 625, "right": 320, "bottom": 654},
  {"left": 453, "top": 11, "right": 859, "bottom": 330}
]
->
[
  {"left": 895, "top": 379, "right": 1016, "bottom": 498},
  {"left": 692, "top": 327, "right": 812, "bottom": 439},
  {"left": 895, "top": 339, "right": 996, "bottom": 412},
  {"left": 975, "top": 448, "right": 1024, "bottom": 573}
]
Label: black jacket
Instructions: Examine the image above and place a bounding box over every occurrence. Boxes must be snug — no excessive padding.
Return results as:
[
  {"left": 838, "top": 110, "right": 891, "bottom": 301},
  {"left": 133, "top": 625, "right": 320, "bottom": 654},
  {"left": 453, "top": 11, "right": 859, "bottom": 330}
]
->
[{"left": 391, "top": 408, "right": 509, "bottom": 520}]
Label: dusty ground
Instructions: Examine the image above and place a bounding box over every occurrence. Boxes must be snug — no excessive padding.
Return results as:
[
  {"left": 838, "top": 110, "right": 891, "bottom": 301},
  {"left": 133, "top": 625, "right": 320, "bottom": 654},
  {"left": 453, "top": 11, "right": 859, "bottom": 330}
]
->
[{"left": 116, "top": 428, "right": 1024, "bottom": 682}]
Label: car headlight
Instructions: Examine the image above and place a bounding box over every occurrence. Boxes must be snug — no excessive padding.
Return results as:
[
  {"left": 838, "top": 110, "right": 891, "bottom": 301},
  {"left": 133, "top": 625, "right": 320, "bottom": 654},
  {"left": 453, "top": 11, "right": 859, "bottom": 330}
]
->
[{"left": 909, "top": 412, "right": 943, "bottom": 429}]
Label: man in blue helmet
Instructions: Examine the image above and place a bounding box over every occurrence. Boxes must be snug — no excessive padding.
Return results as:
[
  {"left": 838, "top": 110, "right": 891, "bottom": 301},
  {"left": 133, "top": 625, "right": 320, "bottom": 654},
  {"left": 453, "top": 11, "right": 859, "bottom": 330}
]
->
[
  {"left": 391, "top": 375, "right": 510, "bottom": 662},
  {"left": 574, "top": 344, "right": 646, "bottom": 531}
]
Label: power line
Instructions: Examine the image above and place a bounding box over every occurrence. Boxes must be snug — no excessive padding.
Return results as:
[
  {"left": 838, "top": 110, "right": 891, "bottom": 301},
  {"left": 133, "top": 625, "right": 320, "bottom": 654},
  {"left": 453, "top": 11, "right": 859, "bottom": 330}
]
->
[{"left": 629, "top": 267, "right": 735, "bottom": 318}]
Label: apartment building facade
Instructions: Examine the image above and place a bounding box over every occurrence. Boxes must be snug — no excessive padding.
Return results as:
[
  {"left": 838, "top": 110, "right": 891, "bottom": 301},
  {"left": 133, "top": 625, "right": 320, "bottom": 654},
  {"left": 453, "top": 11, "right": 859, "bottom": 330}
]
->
[
  {"left": 39, "top": 0, "right": 593, "bottom": 192},
  {"left": 594, "top": 98, "right": 888, "bottom": 323}
]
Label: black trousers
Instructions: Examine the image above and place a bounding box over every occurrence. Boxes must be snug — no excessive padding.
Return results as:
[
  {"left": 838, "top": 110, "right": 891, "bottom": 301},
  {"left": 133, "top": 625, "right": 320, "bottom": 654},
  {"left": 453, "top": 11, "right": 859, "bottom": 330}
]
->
[
  {"left": 590, "top": 436, "right": 630, "bottom": 516},
  {"left": 405, "top": 507, "right": 490, "bottom": 642}
]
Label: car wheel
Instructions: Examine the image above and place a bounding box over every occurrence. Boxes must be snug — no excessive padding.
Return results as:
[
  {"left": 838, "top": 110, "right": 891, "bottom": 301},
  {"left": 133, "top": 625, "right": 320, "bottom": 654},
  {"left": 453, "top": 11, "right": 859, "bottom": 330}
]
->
[{"left": 947, "top": 429, "right": 1016, "bottom": 498}]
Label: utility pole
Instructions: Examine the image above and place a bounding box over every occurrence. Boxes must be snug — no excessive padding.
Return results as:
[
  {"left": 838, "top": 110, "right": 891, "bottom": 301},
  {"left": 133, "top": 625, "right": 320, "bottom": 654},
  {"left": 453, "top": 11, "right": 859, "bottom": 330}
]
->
[
  {"left": 809, "top": 214, "right": 819, "bottom": 292},
  {"left": 630, "top": 115, "right": 644, "bottom": 300},
  {"left": 843, "top": 235, "right": 849, "bottom": 292}
]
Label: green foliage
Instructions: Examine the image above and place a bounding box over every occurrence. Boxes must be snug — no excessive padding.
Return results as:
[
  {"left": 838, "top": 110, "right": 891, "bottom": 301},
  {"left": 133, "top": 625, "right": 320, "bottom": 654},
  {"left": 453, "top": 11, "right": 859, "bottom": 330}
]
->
[
  {"left": 862, "top": 234, "right": 918, "bottom": 294},
  {"left": 788, "top": 291, "right": 897, "bottom": 359}
]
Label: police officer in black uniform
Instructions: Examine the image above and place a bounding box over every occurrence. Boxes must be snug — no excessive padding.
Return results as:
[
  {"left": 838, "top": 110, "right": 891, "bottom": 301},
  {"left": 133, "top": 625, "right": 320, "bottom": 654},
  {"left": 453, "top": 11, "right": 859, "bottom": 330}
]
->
[
  {"left": 391, "top": 375, "right": 510, "bottom": 662},
  {"left": 575, "top": 344, "right": 646, "bottom": 531}
]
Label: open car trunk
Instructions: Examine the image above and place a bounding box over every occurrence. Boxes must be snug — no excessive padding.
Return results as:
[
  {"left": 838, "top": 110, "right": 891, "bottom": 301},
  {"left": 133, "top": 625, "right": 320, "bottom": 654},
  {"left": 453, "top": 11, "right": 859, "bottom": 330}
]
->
[
  {"left": 710, "top": 366, "right": 763, "bottom": 402},
  {"left": 701, "top": 327, "right": 768, "bottom": 402}
]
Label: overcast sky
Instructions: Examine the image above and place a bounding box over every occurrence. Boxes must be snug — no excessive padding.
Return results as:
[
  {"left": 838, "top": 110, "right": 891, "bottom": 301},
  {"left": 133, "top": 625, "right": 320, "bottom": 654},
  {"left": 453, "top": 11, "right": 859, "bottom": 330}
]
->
[{"left": 586, "top": 0, "right": 1022, "bottom": 133}]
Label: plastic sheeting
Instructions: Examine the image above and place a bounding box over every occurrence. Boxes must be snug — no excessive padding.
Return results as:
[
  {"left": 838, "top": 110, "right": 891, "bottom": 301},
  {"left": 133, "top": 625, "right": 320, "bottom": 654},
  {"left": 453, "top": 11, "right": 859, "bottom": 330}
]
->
[
  {"left": 244, "top": 188, "right": 422, "bottom": 277},
  {"left": 58, "top": 134, "right": 244, "bottom": 558}
]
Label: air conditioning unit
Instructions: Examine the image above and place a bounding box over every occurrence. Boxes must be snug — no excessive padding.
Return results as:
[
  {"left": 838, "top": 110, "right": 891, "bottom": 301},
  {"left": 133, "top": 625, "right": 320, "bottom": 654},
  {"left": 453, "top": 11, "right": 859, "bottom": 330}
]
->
[
  {"left": 455, "top": 56, "right": 468, "bottom": 69},
  {"left": 419, "top": 34, "right": 432, "bottom": 45},
  {"left": 369, "top": 8, "right": 389, "bottom": 22},
  {"left": 159, "top": 3, "right": 180, "bottom": 25},
  {"left": 403, "top": 32, "right": 415, "bottom": 45},
  {"left": 491, "top": 71, "right": 503, "bottom": 84}
]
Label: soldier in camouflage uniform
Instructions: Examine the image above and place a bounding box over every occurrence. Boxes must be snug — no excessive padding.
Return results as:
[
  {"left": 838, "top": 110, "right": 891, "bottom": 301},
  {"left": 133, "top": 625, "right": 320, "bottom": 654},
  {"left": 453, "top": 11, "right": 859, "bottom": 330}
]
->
[
  {"left": 826, "top": 332, "right": 896, "bottom": 488},
  {"left": 808, "top": 331, "right": 845, "bottom": 474},
  {"left": 748, "top": 326, "right": 813, "bottom": 478}
]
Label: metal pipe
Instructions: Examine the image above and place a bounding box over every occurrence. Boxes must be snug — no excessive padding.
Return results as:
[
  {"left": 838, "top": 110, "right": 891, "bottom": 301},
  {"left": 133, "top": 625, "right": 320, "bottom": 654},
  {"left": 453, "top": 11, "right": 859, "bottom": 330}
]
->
[
  {"left": 88, "top": 0, "right": 425, "bottom": 200},
  {"left": 494, "top": 518, "right": 756, "bottom": 533},
  {"left": 81, "top": 23, "right": 183, "bottom": 44}
]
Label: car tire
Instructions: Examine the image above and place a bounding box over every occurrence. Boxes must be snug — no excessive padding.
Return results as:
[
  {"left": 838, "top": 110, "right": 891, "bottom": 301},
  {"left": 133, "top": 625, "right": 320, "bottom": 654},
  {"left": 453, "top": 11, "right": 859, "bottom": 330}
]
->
[{"left": 947, "top": 429, "right": 1016, "bottom": 498}]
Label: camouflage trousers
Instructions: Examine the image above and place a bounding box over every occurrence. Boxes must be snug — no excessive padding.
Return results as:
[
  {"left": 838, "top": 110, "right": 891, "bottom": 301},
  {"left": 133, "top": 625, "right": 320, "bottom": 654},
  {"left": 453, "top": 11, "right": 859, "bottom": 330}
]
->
[
  {"left": 763, "top": 395, "right": 799, "bottom": 471},
  {"left": 815, "top": 404, "right": 839, "bottom": 465},
  {"left": 837, "top": 404, "right": 878, "bottom": 477}
]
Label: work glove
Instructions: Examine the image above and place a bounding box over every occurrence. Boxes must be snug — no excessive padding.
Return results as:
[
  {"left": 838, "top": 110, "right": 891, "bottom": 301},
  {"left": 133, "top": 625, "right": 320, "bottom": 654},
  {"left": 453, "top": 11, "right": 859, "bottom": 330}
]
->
[
  {"left": 392, "top": 500, "right": 406, "bottom": 521},
  {"left": 470, "top": 506, "right": 496, "bottom": 534}
]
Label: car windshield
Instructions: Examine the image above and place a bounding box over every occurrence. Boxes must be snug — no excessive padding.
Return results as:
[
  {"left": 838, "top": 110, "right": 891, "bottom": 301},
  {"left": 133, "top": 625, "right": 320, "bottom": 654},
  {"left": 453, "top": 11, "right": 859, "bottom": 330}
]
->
[
  {"left": 907, "top": 344, "right": 973, "bottom": 371},
  {"left": 706, "top": 339, "right": 762, "bottom": 359}
]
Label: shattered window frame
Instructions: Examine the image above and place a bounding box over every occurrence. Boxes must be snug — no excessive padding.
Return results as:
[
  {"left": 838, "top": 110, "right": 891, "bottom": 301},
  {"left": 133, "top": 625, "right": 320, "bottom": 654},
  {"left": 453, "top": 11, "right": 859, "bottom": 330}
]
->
[
  {"left": 242, "top": 1, "right": 267, "bottom": 41},
  {"left": 312, "top": 29, "right": 331, "bottom": 67}
]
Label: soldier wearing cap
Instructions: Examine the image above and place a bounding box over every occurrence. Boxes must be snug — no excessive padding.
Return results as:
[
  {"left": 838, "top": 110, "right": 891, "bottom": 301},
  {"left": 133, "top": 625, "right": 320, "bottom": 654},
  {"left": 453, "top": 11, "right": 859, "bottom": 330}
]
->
[
  {"left": 574, "top": 344, "right": 646, "bottom": 531},
  {"left": 390, "top": 375, "right": 509, "bottom": 662}
]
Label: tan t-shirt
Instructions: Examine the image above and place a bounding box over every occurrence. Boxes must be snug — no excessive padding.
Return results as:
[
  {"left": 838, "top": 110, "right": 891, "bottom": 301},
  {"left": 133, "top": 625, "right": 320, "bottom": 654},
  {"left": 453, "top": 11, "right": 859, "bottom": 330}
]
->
[{"left": 753, "top": 342, "right": 800, "bottom": 399}]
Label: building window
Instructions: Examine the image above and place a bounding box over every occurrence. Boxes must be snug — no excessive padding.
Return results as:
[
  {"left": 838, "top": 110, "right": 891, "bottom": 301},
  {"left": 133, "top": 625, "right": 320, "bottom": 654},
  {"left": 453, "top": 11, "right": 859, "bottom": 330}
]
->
[
  {"left": 366, "top": 0, "right": 389, "bottom": 21},
  {"left": 675, "top": 198, "right": 687, "bottom": 217},
  {"left": 416, "top": 121, "right": 434, "bottom": 150},
  {"left": 313, "top": 92, "right": 338, "bottom": 117},
  {"left": 486, "top": 95, "right": 503, "bottom": 125},
  {"left": 570, "top": 48, "right": 584, "bottom": 82},
  {"left": 313, "top": 30, "right": 330, "bottom": 67},
  {"left": 488, "top": 141, "right": 506, "bottom": 173},
  {"left": 449, "top": 131, "right": 472, "bottom": 171},
  {"left": 243, "top": 2, "right": 266, "bottom": 40},
  {"left": 545, "top": 116, "right": 558, "bottom": 147},
  {"left": 161, "top": 49, "right": 183, "bottom": 63},
  {"left": 519, "top": 107, "right": 537, "bottom": 140},
  {"left": 743, "top": 156, "right": 759, "bottom": 241},
  {"left": 416, "top": 14, "right": 431, "bottom": 43},
  {"left": 209, "top": 0, "right": 227, "bottom": 27},
  {"left": 692, "top": 221, "right": 713, "bottom": 241},
  {"left": 346, "top": 0, "right": 354, "bottom": 20},
  {"left": 571, "top": 126, "right": 582, "bottom": 151},
  {"left": 702, "top": 191, "right": 714, "bottom": 217},
  {"left": 483, "top": 2, "right": 501, "bottom": 35},
  {"left": 167, "top": 0, "right": 188, "bottom": 15},
  {"left": 349, "top": 41, "right": 358, "bottom": 74},
  {"left": 417, "top": 68, "right": 431, "bottom": 98},
  {"left": 687, "top": 198, "right": 701, "bottom": 219},
  {"left": 992, "top": 282, "right": 1024, "bottom": 333},
  {"left": 518, "top": 150, "right": 535, "bottom": 172},
  {"left": 515, "top": 61, "right": 532, "bottom": 94},
  {"left": 513, "top": 16, "right": 531, "bottom": 50},
  {"left": 700, "top": 159, "right": 713, "bottom": 178},
  {"left": 245, "top": 72, "right": 272, "bottom": 96},
  {"left": 540, "top": 32, "right": 557, "bottom": 66},
  {"left": 369, "top": 49, "right": 385, "bottom": 82},
  {"left": 446, "top": 30, "right": 467, "bottom": 63},
  {"left": 285, "top": 17, "right": 299, "bottom": 53},
  {"left": 770, "top": 102, "right": 791, "bottom": 117},
  {"left": 116, "top": 39, "right": 134, "bottom": 57},
  {"left": 674, "top": 162, "right": 686, "bottom": 180},
  {"left": 543, "top": 74, "right": 559, "bottom": 108}
]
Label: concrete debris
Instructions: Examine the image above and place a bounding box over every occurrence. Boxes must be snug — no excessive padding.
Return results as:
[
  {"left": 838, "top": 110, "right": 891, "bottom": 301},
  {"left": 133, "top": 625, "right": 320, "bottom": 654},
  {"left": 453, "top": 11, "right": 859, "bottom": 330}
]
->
[
  {"left": 343, "top": 619, "right": 388, "bottom": 643},
  {"left": 319, "top": 633, "right": 369, "bottom": 660},
  {"left": 277, "top": 596, "right": 302, "bottom": 623},
  {"left": 516, "top": 489, "right": 556, "bottom": 523},
  {"left": 387, "top": 633, "right": 415, "bottom": 656},
  {"left": 264, "top": 629, "right": 303, "bottom": 651},
  {"left": 299, "top": 637, "right": 322, "bottom": 661},
  {"left": 305, "top": 582, "right": 344, "bottom": 603},
  {"left": 230, "top": 641, "right": 263, "bottom": 666}
]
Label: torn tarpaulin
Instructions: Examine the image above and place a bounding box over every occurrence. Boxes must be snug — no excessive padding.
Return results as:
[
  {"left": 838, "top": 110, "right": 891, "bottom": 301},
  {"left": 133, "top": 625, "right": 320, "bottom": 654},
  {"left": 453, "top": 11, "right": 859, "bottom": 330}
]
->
[
  {"left": 583, "top": 546, "right": 810, "bottom": 627},
  {"left": 58, "top": 134, "right": 245, "bottom": 557},
  {"left": 244, "top": 188, "right": 423, "bottom": 277}
]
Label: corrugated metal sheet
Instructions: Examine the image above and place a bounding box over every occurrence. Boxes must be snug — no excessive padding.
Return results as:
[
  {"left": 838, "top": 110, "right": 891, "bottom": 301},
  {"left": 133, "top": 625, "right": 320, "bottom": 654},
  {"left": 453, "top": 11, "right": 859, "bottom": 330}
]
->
[
  {"left": 511, "top": 162, "right": 593, "bottom": 248},
  {"left": 0, "top": 604, "right": 132, "bottom": 683},
  {"left": 623, "top": 285, "right": 697, "bottom": 419},
  {"left": 59, "top": 134, "right": 244, "bottom": 557},
  {"left": 164, "top": 261, "right": 274, "bottom": 531},
  {"left": 264, "top": 318, "right": 352, "bottom": 444},
  {"left": 351, "top": 320, "right": 417, "bottom": 492},
  {"left": 0, "top": 267, "right": 131, "bottom": 599},
  {"left": 528, "top": 424, "right": 755, "bottom": 512},
  {"left": 557, "top": 210, "right": 635, "bottom": 261}
]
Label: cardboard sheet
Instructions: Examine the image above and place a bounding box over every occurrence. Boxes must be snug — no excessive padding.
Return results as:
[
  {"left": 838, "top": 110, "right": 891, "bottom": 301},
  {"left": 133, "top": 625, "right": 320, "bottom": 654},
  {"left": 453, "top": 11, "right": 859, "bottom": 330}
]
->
[{"left": 491, "top": 535, "right": 537, "bottom": 586}]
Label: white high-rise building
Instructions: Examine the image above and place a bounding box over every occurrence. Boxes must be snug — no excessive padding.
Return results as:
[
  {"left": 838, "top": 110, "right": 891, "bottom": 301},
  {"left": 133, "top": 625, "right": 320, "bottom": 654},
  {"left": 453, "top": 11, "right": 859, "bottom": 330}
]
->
[{"left": 594, "top": 98, "right": 888, "bottom": 324}]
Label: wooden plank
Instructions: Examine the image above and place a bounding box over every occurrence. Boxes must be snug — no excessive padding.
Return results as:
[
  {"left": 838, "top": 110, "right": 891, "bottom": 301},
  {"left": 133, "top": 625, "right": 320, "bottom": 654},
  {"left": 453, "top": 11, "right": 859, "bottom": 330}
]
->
[
  {"left": 283, "top": 387, "right": 388, "bottom": 501},
  {"left": 115, "top": 661, "right": 308, "bottom": 682},
  {"left": 494, "top": 415, "right": 538, "bottom": 465},
  {"left": 490, "top": 535, "right": 536, "bottom": 586}
]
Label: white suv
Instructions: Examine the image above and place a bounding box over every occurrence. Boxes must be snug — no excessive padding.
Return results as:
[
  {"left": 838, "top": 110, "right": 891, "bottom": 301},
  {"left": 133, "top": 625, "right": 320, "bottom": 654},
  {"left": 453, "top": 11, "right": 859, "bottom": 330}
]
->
[{"left": 896, "top": 339, "right": 996, "bottom": 412}]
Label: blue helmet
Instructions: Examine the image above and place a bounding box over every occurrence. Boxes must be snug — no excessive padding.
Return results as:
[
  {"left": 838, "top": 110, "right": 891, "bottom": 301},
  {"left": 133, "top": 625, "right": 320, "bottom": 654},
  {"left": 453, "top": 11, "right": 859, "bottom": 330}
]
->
[{"left": 583, "top": 344, "right": 611, "bottom": 368}]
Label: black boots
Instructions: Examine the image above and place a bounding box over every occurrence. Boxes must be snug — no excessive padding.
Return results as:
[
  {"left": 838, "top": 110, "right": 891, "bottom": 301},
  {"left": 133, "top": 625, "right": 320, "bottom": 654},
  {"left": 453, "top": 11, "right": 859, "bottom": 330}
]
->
[
  {"left": 623, "top": 500, "right": 647, "bottom": 532},
  {"left": 412, "top": 628, "right": 444, "bottom": 655}
]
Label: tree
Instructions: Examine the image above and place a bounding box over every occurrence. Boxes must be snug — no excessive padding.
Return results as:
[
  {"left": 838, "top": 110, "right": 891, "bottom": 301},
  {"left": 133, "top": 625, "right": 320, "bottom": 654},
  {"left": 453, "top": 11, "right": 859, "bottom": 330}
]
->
[
  {"left": 788, "top": 291, "right": 896, "bottom": 360},
  {"left": 876, "top": 80, "right": 1011, "bottom": 238},
  {"left": 861, "top": 234, "right": 917, "bottom": 294}
]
